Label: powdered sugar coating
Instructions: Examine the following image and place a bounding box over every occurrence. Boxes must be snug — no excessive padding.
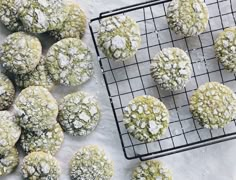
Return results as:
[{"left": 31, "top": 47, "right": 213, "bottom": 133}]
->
[
  {"left": 46, "top": 38, "right": 93, "bottom": 86},
  {"left": 97, "top": 15, "right": 141, "bottom": 61},
  {"left": 0, "top": 32, "right": 42, "bottom": 74},
  {"left": 14, "top": 86, "right": 58, "bottom": 131},
  {"left": 18, "top": 0, "right": 68, "bottom": 33},
  {"left": 190, "top": 82, "right": 236, "bottom": 129},
  {"left": 0, "top": 111, "right": 21, "bottom": 154},
  {"left": 15, "top": 56, "right": 54, "bottom": 90},
  {"left": 58, "top": 91, "right": 100, "bottom": 136},
  {"left": 150, "top": 48, "right": 192, "bottom": 91},
  {"left": 132, "top": 160, "right": 172, "bottom": 180},
  {"left": 0, "top": 73, "right": 15, "bottom": 110},
  {"left": 123, "top": 95, "right": 169, "bottom": 143},
  {"left": 0, "top": 0, "right": 24, "bottom": 31},
  {"left": 215, "top": 27, "right": 236, "bottom": 72},
  {"left": 70, "top": 145, "right": 114, "bottom": 180},
  {"left": 20, "top": 123, "right": 64, "bottom": 155},
  {"left": 0, "top": 147, "right": 19, "bottom": 176},
  {"left": 167, "top": 0, "right": 209, "bottom": 37},
  {"left": 21, "top": 152, "right": 60, "bottom": 180},
  {"left": 50, "top": 1, "right": 86, "bottom": 40}
]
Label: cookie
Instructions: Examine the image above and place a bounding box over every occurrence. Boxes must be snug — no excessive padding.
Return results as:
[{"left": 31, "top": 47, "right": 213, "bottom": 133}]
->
[
  {"left": 14, "top": 86, "right": 58, "bottom": 131},
  {"left": 58, "top": 91, "right": 100, "bottom": 136},
  {"left": 190, "top": 82, "right": 236, "bottom": 129},
  {"left": 150, "top": 48, "right": 192, "bottom": 91},
  {"left": 46, "top": 38, "right": 93, "bottom": 86},
  {"left": 97, "top": 15, "right": 141, "bottom": 61},
  {"left": 70, "top": 145, "right": 114, "bottom": 180},
  {"left": 123, "top": 95, "right": 169, "bottom": 142},
  {"left": 0, "top": 73, "right": 15, "bottom": 110},
  {"left": 0, "top": 32, "right": 42, "bottom": 74},
  {"left": 167, "top": 0, "right": 209, "bottom": 36}
]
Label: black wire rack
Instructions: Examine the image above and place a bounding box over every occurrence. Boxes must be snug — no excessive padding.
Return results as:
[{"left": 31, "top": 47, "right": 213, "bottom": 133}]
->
[{"left": 89, "top": 0, "right": 236, "bottom": 161}]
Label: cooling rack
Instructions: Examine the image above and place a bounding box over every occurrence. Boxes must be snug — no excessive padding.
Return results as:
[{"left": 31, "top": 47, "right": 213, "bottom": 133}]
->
[{"left": 89, "top": 0, "right": 236, "bottom": 161}]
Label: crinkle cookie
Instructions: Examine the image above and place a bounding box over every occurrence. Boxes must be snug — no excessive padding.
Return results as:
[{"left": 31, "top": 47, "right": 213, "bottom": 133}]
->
[
  {"left": 18, "top": 0, "right": 68, "bottom": 33},
  {"left": 50, "top": 1, "right": 87, "bottom": 40},
  {"left": 70, "top": 145, "right": 114, "bottom": 180},
  {"left": 0, "top": 73, "right": 15, "bottom": 110},
  {"left": 190, "top": 82, "right": 236, "bottom": 129},
  {"left": 14, "top": 86, "right": 58, "bottom": 131},
  {"left": 150, "top": 48, "right": 192, "bottom": 91},
  {"left": 0, "top": 147, "right": 19, "bottom": 176},
  {"left": 20, "top": 123, "right": 64, "bottom": 155},
  {"left": 132, "top": 160, "right": 172, "bottom": 180},
  {"left": 0, "top": 111, "right": 21, "bottom": 154},
  {"left": 58, "top": 91, "right": 100, "bottom": 136},
  {"left": 46, "top": 38, "right": 93, "bottom": 86},
  {"left": 97, "top": 15, "right": 141, "bottom": 61},
  {"left": 21, "top": 152, "right": 61, "bottom": 180},
  {"left": 167, "top": 0, "right": 209, "bottom": 36},
  {"left": 215, "top": 27, "right": 236, "bottom": 72},
  {"left": 0, "top": 0, "right": 24, "bottom": 31},
  {"left": 15, "top": 56, "right": 54, "bottom": 90},
  {"left": 123, "top": 95, "right": 169, "bottom": 142},
  {"left": 0, "top": 32, "right": 42, "bottom": 74}
]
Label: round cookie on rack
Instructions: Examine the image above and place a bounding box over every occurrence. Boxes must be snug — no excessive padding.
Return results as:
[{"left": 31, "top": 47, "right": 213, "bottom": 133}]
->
[
  {"left": 18, "top": 0, "right": 68, "bottom": 33},
  {"left": 14, "top": 86, "right": 58, "bottom": 131},
  {"left": 150, "top": 47, "right": 192, "bottom": 91},
  {"left": 97, "top": 15, "right": 141, "bottom": 61},
  {"left": 15, "top": 56, "right": 54, "bottom": 90},
  {"left": 167, "top": 0, "right": 209, "bottom": 37},
  {"left": 123, "top": 95, "right": 169, "bottom": 143},
  {"left": 46, "top": 38, "right": 93, "bottom": 86},
  {"left": 70, "top": 145, "right": 114, "bottom": 180},
  {"left": 0, "top": 73, "right": 15, "bottom": 110},
  {"left": 58, "top": 91, "right": 100, "bottom": 136},
  {"left": 0, "top": 0, "right": 24, "bottom": 31},
  {"left": 21, "top": 152, "right": 61, "bottom": 180},
  {"left": 190, "top": 82, "right": 236, "bottom": 129},
  {"left": 0, "top": 111, "right": 21, "bottom": 154},
  {"left": 50, "top": 1, "right": 87, "bottom": 40},
  {"left": 0, "top": 32, "right": 42, "bottom": 74},
  {"left": 214, "top": 27, "right": 236, "bottom": 72},
  {"left": 132, "top": 160, "right": 172, "bottom": 180},
  {"left": 20, "top": 123, "right": 64, "bottom": 155},
  {"left": 0, "top": 147, "right": 19, "bottom": 176}
]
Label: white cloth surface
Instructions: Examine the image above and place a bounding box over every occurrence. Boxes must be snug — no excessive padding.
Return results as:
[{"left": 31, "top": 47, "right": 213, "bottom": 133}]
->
[{"left": 1, "top": 0, "right": 236, "bottom": 180}]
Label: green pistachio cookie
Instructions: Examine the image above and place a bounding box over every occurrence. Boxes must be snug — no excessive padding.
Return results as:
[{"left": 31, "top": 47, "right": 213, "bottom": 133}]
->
[
  {"left": 15, "top": 56, "right": 54, "bottom": 90},
  {"left": 21, "top": 151, "right": 61, "bottom": 180},
  {"left": 150, "top": 48, "right": 192, "bottom": 91},
  {"left": 58, "top": 91, "right": 100, "bottom": 136},
  {"left": 0, "top": 111, "right": 21, "bottom": 154},
  {"left": 0, "top": 147, "right": 19, "bottom": 176},
  {"left": 0, "top": 73, "right": 15, "bottom": 110},
  {"left": 215, "top": 27, "right": 236, "bottom": 72},
  {"left": 14, "top": 86, "right": 58, "bottom": 131},
  {"left": 50, "top": 1, "right": 86, "bottom": 40},
  {"left": 0, "top": 0, "right": 24, "bottom": 31},
  {"left": 167, "top": 0, "right": 209, "bottom": 36},
  {"left": 18, "top": 0, "right": 68, "bottom": 33},
  {"left": 123, "top": 95, "right": 169, "bottom": 142},
  {"left": 132, "top": 160, "right": 172, "bottom": 180},
  {"left": 20, "top": 123, "right": 64, "bottom": 155},
  {"left": 46, "top": 38, "right": 93, "bottom": 86},
  {"left": 0, "top": 32, "right": 42, "bottom": 74},
  {"left": 190, "top": 82, "right": 236, "bottom": 129},
  {"left": 97, "top": 15, "right": 141, "bottom": 61},
  {"left": 70, "top": 145, "right": 114, "bottom": 180}
]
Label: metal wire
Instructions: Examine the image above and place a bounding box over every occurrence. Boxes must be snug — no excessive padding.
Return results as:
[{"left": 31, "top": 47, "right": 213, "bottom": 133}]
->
[{"left": 89, "top": 0, "right": 236, "bottom": 161}]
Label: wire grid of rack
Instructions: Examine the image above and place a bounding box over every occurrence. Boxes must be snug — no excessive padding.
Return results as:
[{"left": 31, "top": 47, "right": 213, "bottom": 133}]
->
[{"left": 89, "top": 0, "right": 236, "bottom": 161}]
